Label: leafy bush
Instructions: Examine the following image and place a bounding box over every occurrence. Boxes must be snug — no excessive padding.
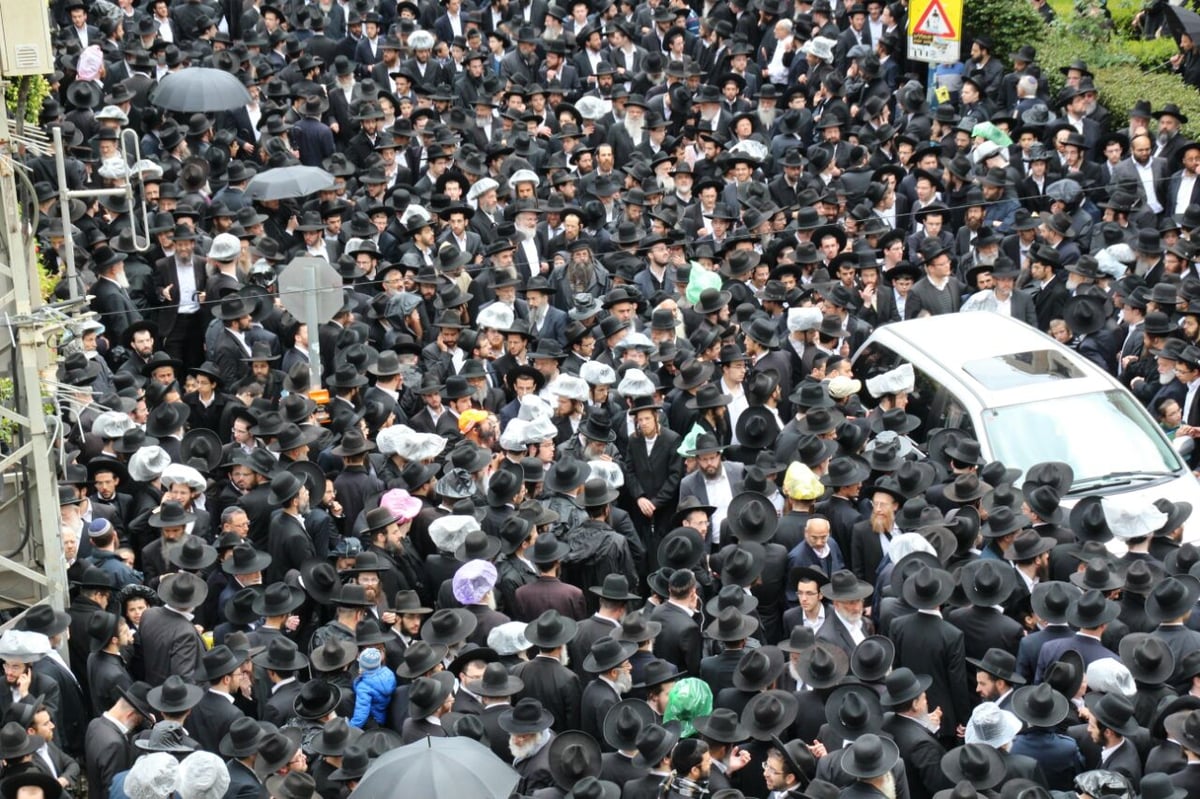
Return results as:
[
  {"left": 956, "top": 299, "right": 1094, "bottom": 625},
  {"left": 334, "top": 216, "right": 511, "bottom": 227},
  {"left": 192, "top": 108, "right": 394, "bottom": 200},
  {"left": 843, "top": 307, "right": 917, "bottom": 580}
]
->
[{"left": 962, "top": 0, "right": 1046, "bottom": 71}]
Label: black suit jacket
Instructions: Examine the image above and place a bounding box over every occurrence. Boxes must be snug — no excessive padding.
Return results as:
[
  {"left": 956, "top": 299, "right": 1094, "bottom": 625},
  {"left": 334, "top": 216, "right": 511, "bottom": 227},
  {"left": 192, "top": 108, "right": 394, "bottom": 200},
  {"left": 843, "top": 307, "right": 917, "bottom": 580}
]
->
[
  {"left": 882, "top": 713, "right": 950, "bottom": 799},
  {"left": 89, "top": 278, "right": 142, "bottom": 345},
  {"left": 580, "top": 678, "right": 622, "bottom": 748},
  {"left": 1034, "top": 271, "right": 1070, "bottom": 332},
  {"left": 266, "top": 510, "right": 315, "bottom": 585},
  {"left": 33, "top": 657, "right": 86, "bottom": 756},
  {"left": 225, "top": 757, "right": 268, "bottom": 799},
  {"left": 153, "top": 255, "right": 207, "bottom": 339},
  {"left": 514, "top": 656, "right": 582, "bottom": 733},
  {"left": 189, "top": 690, "right": 245, "bottom": 754},
  {"left": 86, "top": 651, "right": 131, "bottom": 718},
  {"left": 138, "top": 605, "right": 205, "bottom": 685},
  {"left": 85, "top": 716, "right": 132, "bottom": 799},
  {"left": 650, "top": 601, "right": 703, "bottom": 677},
  {"left": 699, "top": 649, "right": 745, "bottom": 695},
  {"left": 890, "top": 611, "right": 972, "bottom": 740}
]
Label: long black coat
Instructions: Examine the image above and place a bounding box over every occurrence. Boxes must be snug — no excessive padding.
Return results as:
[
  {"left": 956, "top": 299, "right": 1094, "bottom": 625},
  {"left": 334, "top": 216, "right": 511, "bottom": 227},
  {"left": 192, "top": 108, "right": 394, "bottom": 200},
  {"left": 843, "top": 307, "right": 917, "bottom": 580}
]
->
[
  {"left": 225, "top": 757, "right": 268, "bottom": 799},
  {"left": 890, "top": 612, "right": 972, "bottom": 741},
  {"left": 650, "top": 601, "right": 703, "bottom": 677},
  {"left": 580, "top": 678, "right": 622, "bottom": 749},
  {"left": 85, "top": 715, "right": 133, "bottom": 799},
  {"left": 514, "top": 734, "right": 556, "bottom": 795},
  {"left": 882, "top": 713, "right": 950, "bottom": 799},
  {"left": 86, "top": 651, "right": 132, "bottom": 717},
  {"left": 514, "top": 656, "right": 582, "bottom": 734},
  {"left": 138, "top": 605, "right": 205, "bottom": 685},
  {"left": 189, "top": 690, "right": 245, "bottom": 754},
  {"left": 33, "top": 657, "right": 86, "bottom": 757},
  {"left": 266, "top": 510, "right": 315, "bottom": 586}
]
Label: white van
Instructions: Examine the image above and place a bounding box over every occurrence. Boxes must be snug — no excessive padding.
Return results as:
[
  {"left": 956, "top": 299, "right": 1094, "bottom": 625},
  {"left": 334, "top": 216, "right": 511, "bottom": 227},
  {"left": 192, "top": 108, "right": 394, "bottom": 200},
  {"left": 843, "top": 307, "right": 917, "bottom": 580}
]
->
[{"left": 851, "top": 311, "right": 1200, "bottom": 541}]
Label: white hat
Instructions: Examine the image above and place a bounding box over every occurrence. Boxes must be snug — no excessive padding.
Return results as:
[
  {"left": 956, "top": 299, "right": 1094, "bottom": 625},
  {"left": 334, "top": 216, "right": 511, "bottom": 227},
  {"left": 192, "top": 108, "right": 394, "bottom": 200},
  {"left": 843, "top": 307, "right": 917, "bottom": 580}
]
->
[
  {"left": 865, "top": 430, "right": 915, "bottom": 459},
  {"left": 488, "top": 621, "right": 531, "bottom": 655},
  {"left": 477, "top": 303, "right": 515, "bottom": 331},
  {"left": 468, "top": 177, "right": 499, "bottom": 202},
  {"left": 0, "top": 630, "right": 51, "bottom": 664},
  {"left": 548, "top": 374, "right": 589, "bottom": 402},
  {"left": 886, "top": 532, "right": 936, "bottom": 564},
  {"left": 802, "top": 37, "right": 835, "bottom": 63},
  {"left": 127, "top": 752, "right": 179, "bottom": 799},
  {"left": 972, "top": 141, "right": 1003, "bottom": 165},
  {"left": 964, "top": 702, "right": 1022, "bottom": 748},
  {"left": 129, "top": 446, "right": 172, "bottom": 482},
  {"left": 518, "top": 394, "right": 552, "bottom": 422},
  {"left": 523, "top": 416, "right": 558, "bottom": 445},
  {"left": 453, "top": 560, "right": 499, "bottom": 605},
  {"left": 375, "top": 425, "right": 407, "bottom": 456},
  {"left": 176, "top": 752, "right": 230, "bottom": 799},
  {"left": 499, "top": 419, "right": 530, "bottom": 452},
  {"left": 131, "top": 160, "right": 164, "bottom": 181},
  {"left": 160, "top": 464, "right": 206, "bottom": 492},
  {"left": 575, "top": 96, "right": 607, "bottom": 120},
  {"left": 510, "top": 169, "right": 540, "bottom": 187},
  {"left": 98, "top": 158, "right": 131, "bottom": 180},
  {"left": 580, "top": 361, "right": 617, "bottom": 386},
  {"left": 866, "top": 363, "right": 915, "bottom": 398},
  {"left": 1085, "top": 657, "right": 1136, "bottom": 697},
  {"left": 92, "top": 410, "right": 135, "bottom": 440},
  {"left": 207, "top": 233, "right": 241, "bottom": 262},
  {"left": 614, "top": 331, "right": 655, "bottom": 353},
  {"left": 429, "top": 515, "right": 482, "bottom": 555},
  {"left": 406, "top": 432, "right": 449, "bottom": 462},
  {"left": 617, "top": 368, "right": 655, "bottom": 398},
  {"left": 1102, "top": 494, "right": 1168, "bottom": 540},
  {"left": 826, "top": 375, "right": 862, "bottom": 399},
  {"left": 588, "top": 460, "right": 624, "bottom": 489},
  {"left": 787, "top": 307, "right": 824, "bottom": 333}
]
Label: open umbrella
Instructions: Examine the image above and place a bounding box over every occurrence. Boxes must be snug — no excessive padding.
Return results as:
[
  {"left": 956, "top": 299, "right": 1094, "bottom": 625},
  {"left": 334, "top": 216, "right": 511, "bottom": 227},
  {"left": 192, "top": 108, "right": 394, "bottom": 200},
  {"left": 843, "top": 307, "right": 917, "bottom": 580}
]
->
[
  {"left": 150, "top": 68, "right": 252, "bottom": 112},
  {"left": 1166, "top": 5, "right": 1200, "bottom": 46},
  {"left": 350, "top": 736, "right": 518, "bottom": 799},
  {"left": 245, "top": 166, "right": 336, "bottom": 201}
]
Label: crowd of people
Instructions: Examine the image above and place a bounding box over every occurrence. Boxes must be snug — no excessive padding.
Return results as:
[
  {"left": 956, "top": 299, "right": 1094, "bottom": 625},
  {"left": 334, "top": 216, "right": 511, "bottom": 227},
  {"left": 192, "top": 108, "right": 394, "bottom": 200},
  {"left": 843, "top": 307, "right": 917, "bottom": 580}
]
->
[{"left": 14, "top": 0, "right": 1200, "bottom": 798}]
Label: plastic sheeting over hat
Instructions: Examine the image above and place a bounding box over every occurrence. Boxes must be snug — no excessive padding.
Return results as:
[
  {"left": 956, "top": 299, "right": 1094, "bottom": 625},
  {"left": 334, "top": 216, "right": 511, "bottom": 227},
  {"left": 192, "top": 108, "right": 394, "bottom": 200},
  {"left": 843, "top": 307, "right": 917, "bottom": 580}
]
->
[
  {"left": 618, "top": 368, "right": 655, "bottom": 399},
  {"left": 589, "top": 460, "right": 625, "bottom": 489},
  {"left": 499, "top": 419, "right": 529, "bottom": 452},
  {"left": 580, "top": 361, "right": 617, "bottom": 386},
  {"left": 827, "top": 375, "right": 862, "bottom": 399},
  {"left": 663, "top": 677, "right": 714, "bottom": 738},
  {"left": 523, "top": 416, "right": 558, "bottom": 444},
  {"left": 518, "top": 394, "right": 553, "bottom": 421},
  {"left": 1102, "top": 494, "right": 1167, "bottom": 540},
  {"left": 964, "top": 702, "right": 1022, "bottom": 748},
  {"left": 0, "top": 630, "right": 51, "bottom": 663},
  {"left": 77, "top": 45, "right": 104, "bottom": 81},
  {"left": 1085, "top": 657, "right": 1136, "bottom": 697},
  {"left": 677, "top": 425, "right": 703, "bottom": 457},
  {"left": 129, "top": 446, "right": 172, "bottom": 482},
  {"left": 377, "top": 424, "right": 447, "bottom": 461},
  {"left": 488, "top": 620, "right": 532, "bottom": 655},
  {"left": 510, "top": 169, "right": 541, "bottom": 187},
  {"left": 787, "top": 307, "right": 823, "bottom": 333},
  {"left": 379, "top": 488, "right": 422, "bottom": 524},
  {"left": 476, "top": 302, "right": 515, "bottom": 331},
  {"left": 453, "top": 559, "right": 499, "bottom": 605},
  {"left": 548, "top": 374, "right": 589, "bottom": 402},
  {"left": 467, "top": 177, "right": 499, "bottom": 202},
  {"left": 126, "top": 752, "right": 179, "bottom": 799},
  {"left": 615, "top": 331, "right": 655, "bottom": 353},
  {"left": 866, "top": 363, "right": 914, "bottom": 398},
  {"left": 429, "top": 515, "right": 481, "bottom": 555},
  {"left": 177, "top": 751, "right": 230, "bottom": 799},
  {"left": 887, "top": 533, "right": 937, "bottom": 564},
  {"left": 783, "top": 462, "right": 824, "bottom": 501},
  {"left": 458, "top": 409, "right": 489, "bottom": 434},
  {"left": 92, "top": 410, "right": 136, "bottom": 439},
  {"left": 161, "top": 463, "right": 206, "bottom": 491}
]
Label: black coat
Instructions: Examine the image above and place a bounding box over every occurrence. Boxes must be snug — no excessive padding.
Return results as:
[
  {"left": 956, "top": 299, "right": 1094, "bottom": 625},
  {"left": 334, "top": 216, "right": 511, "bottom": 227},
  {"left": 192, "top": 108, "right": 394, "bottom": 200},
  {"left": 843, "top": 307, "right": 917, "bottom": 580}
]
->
[
  {"left": 890, "top": 612, "right": 973, "bottom": 741},
  {"left": 479, "top": 704, "right": 512, "bottom": 761},
  {"left": 514, "top": 656, "right": 582, "bottom": 733},
  {"left": 580, "top": 678, "right": 622, "bottom": 749},
  {"left": 515, "top": 735, "right": 557, "bottom": 794},
  {"left": 189, "top": 690, "right": 245, "bottom": 754},
  {"left": 85, "top": 715, "right": 133, "bottom": 799},
  {"left": 86, "top": 651, "right": 132, "bottom": 718},
  {"left": 650, "top": 601, "right": 703, "bottom": 677},
  {"left": 882, "top": 713, "right": 950, "bottom": 799},
  {"left": 138, "top": 605, "right": 205, "bottom": 685},
  {"left": 224, "top": 758, "right": 268, "bottom": 799},
  {"left": 266, "top": 510, "right": 315, "bottom": 585},
  {"left": 33, "top": 657, "right": 86, "bottom": 757},
  {"left": 699, "top": 649, "right": 745, "bottom": 695}
]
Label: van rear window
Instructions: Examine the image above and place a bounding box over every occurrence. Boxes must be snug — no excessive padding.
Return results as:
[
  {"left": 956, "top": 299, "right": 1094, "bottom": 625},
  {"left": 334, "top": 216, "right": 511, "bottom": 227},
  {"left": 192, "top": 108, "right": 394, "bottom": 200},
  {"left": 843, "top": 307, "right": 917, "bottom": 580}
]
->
[{"left": 961, "top": 350, "right": 1086, "bottom": 390}]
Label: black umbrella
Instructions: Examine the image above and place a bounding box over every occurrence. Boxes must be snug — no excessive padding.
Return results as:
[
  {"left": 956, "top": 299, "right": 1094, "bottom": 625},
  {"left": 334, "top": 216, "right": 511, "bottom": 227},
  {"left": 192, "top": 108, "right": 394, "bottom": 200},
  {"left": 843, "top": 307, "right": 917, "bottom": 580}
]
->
[
  {"left": 1166, "top": 5, "right": 1200, "bottom": 46},
  {"left": 150, "top": 68, "right": 252, "bottom": 112},
  {"left": 350, "top": 737, "right": 518, "bottom": 799}
]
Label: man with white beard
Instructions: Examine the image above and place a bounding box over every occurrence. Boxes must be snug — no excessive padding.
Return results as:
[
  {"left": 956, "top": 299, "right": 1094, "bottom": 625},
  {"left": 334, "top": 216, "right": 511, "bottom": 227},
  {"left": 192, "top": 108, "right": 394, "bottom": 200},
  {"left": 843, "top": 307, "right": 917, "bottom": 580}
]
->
[
  {"left": 836, "top": 734, "right": 901, "bottom": 799},
  {"left": 607, "top": 94, "right": 648, "bottom": 165},
  {"left": 501, "top": 698, "right": 560, "bottom": 793},
  {"left": 512, "top": 201, "right": 546, "bottom": 281},
  {"left": 579, "top": 636, "right": 636, "bottom": 742},
  {"left": 1133, "top": 336, "right": 1188, "bottom": 421}
]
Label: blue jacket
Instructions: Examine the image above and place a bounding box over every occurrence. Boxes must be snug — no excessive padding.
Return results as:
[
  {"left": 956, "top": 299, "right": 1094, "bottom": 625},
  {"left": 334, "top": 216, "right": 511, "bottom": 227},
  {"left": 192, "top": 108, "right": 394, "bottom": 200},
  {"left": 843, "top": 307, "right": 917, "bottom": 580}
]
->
[
  {"left": 352, "top": 665, "right": 396, "bottom": 727},
  {"left": 1011, "top": 729, "right": 1084, "bottom": 792}
]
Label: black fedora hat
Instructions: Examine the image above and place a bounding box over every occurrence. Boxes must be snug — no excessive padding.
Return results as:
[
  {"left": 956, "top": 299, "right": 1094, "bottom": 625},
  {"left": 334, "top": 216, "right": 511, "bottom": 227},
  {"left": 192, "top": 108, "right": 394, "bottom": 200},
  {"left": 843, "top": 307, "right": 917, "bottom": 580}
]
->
[
  {"left": 1011, "top": 682, "right": 1068, "bottom": 728},
  {"left": 741, "top": 689, "right": 799, "bottom": 740},
  {"left": 822, "top": 570, "right": 873, "bottom": 601},
  {"left": 499, "top": 697, "right": 555, "bottom": 734},
  {"left": 693, "top": 708, "right": 749, "bottom": 744},
  {"left": 394, "top": 641, "right": 447, "bottom": 679},
  {"left": 309, "top": 638, "right": 357, "bottom": 673},
  {"left": 825, "top": 683, "right": 884, "bottom": 739},
  {"left": 311, "top": 717, "right": 361, "bottom": 758},
  {"left": 879, "top": 667, "right": 932, "bottom": 707},
  {"left": 658, "top": 527, "right": 705, "bottom": 571},
  {"left": 631, "top": 658, "right": 682, "bottom": 691},
  {"left": 219, "top": 717, "right": 266, "bottom": 758},
  {"left": 408, "top": 671, "right": 456, "bottom": 719},
  {"left": 1084, "top": 691, "right": 1139, "bottom": 737},
  {"left": 850, "top": 636, "right": 894, "bottom": 683},
  {"left": 193, "top": 644, "right": 246, "bottom": 683},
  {"left": 940, "top": 745, "right": 1005, "bottom": 790},
  {"left": 1119, "top": 632, "right": 1175, "bottom": 685},
  {"left": 146, "top": 674, "right": 204, "bottom": 715},
  {"left": 251, "top": 636, "right": 309, "bottom": 673},
  {"left": 0, "top": 723, "right": 40, "bottom": 761},
  {"left": 168, "top": 536, "right": 218, "bottom": 572},
  {"left": 467, "top": 661, "right": 524, "bottom": 697},
  {"left": 525, "top": 609, "right": 578, "bottom": 648},
  {"left": 731, "top": 646, "right": 785, "bottom": 692},
  {"left": 959, "top": 559, "right": 1015, "bottom": 607},
  {"left": 795, "top": 643, "right": 849, "bottom": 689},
  {"left": 590, "top": 575, "right": 640, "bottom": 602},
  {"left": 1147, "top": 575, "right": 1200, "bottom": 624},
  {"left": 603, "top": 701, "right": 652, "bottom": 750},
  {"left": 842, "top": 734, "right": 900, "bottom": 779},
  {"left": 617, "top": 611, "right": 662, "bottom": 644},
  {"left": 632, "top": 723, "right": 680, "bottom": 769},
  {"left": 157, "top": 571, "right": 208, "bottom": 609},
  {"left": 1069, "top": 496, "right": 1113, "bottom": 543},
  {"left": 726, "top": 492, "right": 778, "bottom": 544},
  {"left": 421, "top": 608, "right": 477, "bottom": 646},
  {"left": 583, "top": 636, "right": 638, "bottom": 673},
  {"left": 706, "top": 583, "right": 760, "bottom": 617},
  {"left": 902, "top": 565, "right": 955, "bottom": 610},
  {"left": 1030, "top": 581, "right": 1082, "bottom": 625},
  {"left": 1069, "top": 557, "right": 1123, "bottom": 592},
  {"left": 1004, "top": 530, "right": 1055, "bottom": 562},
  {"left": 1068, "top": 588, "right": 1122, "bottom": 628},
  {"left": 966, "top": 648, "right": 1025, "bottom": 685},
  {"left": 293, "top": 679, "right": 343, "bottom": 719}
]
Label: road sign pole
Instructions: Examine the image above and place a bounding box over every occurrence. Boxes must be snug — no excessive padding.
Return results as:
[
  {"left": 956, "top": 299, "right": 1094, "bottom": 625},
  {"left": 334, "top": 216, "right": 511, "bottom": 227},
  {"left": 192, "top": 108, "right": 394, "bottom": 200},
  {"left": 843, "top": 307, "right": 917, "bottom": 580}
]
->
[{"left": 305, "top": 270, "right": 323, "bottom": 390}]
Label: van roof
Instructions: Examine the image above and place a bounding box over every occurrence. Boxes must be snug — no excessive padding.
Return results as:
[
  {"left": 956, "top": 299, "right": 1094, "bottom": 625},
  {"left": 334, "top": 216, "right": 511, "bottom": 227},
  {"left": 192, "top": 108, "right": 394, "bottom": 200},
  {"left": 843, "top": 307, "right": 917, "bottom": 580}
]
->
[{"left": 861, "top": 312, "right": 1119, "bottom": 407}]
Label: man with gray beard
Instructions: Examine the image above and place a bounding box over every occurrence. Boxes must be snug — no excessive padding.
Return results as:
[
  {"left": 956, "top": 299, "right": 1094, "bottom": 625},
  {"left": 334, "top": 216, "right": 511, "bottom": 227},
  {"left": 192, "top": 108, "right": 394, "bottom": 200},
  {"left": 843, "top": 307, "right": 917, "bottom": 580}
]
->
[
  {"left": 579, "top": 636, "right": 636, "bottom": 746},
  {"left": 514, "top": 610, "right": 581, "bottom": 732},
  {"left": 836, "top": 734, "right": 902, "bottom": 799},
  {"left": 501, "top": 698, "right": 557, "bottom": 794},
  {"left": 88, "top": 247, "right": 143, "bottom": 345},
  {"left": 554, "top": 240, "right": 610, "bottom": 308}
]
